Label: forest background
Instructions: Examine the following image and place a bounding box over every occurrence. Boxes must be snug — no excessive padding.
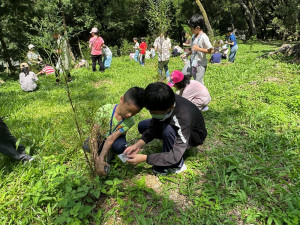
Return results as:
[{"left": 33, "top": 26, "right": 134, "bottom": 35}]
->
[{"left": 0, "top": 0, "right": 299, "bottom": 75}]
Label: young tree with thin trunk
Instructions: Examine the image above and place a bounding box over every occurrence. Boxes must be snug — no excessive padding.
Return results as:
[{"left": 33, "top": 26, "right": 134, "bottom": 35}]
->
[{"left": 195, "top": 0, "right": 214, "bottom": 38}]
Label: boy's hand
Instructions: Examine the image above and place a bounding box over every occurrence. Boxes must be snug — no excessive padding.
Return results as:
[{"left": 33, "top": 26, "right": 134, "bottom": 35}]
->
[
  {"left": 124, "top": 145, "right": 140, "bottom": 155},
  {"left": 127, "top": 154, "right": 147, "bottom": 165},
  {"left": 95, "top": 161, "right": 110, "bottom": 176},
  {"left": 192, "top": 45, "right": 200, "bottom": 51}
]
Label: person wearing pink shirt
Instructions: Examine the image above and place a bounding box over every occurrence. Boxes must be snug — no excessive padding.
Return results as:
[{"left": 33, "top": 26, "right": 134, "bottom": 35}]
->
[
  {"left": 168, "top": 70, "right": 211, "bottom": 111},
  {"left": 89, "top": 27, "right": 105, "bottom": 72}
]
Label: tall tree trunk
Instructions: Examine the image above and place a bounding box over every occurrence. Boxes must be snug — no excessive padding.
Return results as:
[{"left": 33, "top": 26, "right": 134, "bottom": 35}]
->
[
  {"left": 195, "top": 0, "right": 214, "bottom": 38},
  {"left": 250, "top": 0, "right": 266, "bottom": 39},
  {"left": 59, "top": 0, "right": 76, "bottom": 63},
  {"left": 77, "top": 37, "right": 84, "bottom": 59},
  {"left": 237, "top": 0, "right": 257, "bottom": 36},
  {"left": 0, "top": 28, "right": 15, "bottom": 76}
]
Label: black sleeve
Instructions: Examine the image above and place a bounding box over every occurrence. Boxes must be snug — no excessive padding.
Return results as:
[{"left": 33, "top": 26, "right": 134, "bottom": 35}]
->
[{"left": 141, "top": 119, "right": 161, "bottom": 144}]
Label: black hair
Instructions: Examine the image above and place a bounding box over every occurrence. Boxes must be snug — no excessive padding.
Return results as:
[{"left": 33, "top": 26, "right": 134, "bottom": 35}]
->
[
  {"left": 226, "top": 27, "right": 233, "bottom": 33},
  {"left": 123, "top": 87, "right": 145, "bottom": 109},
  {"left": 141, "top": 37, "right": 146, "bottom": 41},
  {"left": 188, "top": 14, "right": 205, "bottom": 30},
  {"left": 174, "top": 76, "right": 190, "bottom": 90},
  {"left": 214, "top": 47, "right": 220, "bottom": 52},
  {"left": 144, "top": 82, "right": 175, "bottom": 111}
]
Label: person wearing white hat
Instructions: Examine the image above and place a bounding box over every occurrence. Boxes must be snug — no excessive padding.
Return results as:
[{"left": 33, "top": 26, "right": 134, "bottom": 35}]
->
[
  {"left": 27, "top": 44, "right": 43, "bottom": 67},
  {"left": 89, "top": 27, "right": 105, "bottom": 72},
  {"left": 19, "top": 62, "right": 38, "bottom": 92}
]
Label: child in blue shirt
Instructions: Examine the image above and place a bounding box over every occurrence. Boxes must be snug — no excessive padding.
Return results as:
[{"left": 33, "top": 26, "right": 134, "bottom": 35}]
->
[
  {"left": 226, "top": 27, "right": 238, "bottom": 62},
  {"left": 210, "top": 47, "right": 222, "bottom": 63}
]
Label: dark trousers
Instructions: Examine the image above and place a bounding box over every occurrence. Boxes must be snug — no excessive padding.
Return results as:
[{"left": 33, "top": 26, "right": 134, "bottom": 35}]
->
[
  {"left": 0, "top": 118, "right": 31, "bottom": 161},
  {"left": 91, "top": 54, "right": 104, "bottom": 72},
  {"left": 138, "top": 119, "right": 184, "bottom": 169},
  {"left": 55, "top": 70, "right": 71, "bottom": 83},
  {"left": 83, "top": 135, "right": 127, "bottom": 155}
]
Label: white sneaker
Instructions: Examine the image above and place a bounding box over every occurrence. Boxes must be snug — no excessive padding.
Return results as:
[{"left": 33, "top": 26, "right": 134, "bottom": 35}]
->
[
  {"left": 201, "top": 106, "right": 209, "bottom": 112},
  {"left": 173, "top": 163, "right": 187, "bottom": 174}
]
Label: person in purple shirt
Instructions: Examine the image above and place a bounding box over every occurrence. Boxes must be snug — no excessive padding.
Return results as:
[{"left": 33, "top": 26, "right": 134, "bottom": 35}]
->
[
  {"left": 210, "top": 47, "right": 222, "bottom": 63},
  {"left": 226, "top": 27, "right": 238, "bottom": 62}
]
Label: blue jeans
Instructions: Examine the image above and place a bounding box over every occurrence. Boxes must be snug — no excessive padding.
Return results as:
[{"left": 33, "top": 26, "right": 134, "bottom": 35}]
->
[
  {"left": 229, "top": 45, "right": 238, "bottom": 62},
  {"left": 103, "top": 55, "right": 112, "bottom": 69},
  {"left": 158, "top": 61, "right": 170, "bottom": 78},
  {"left": 83, "top": 135, "right": 127, "bottom": 155},
  {"left": 134, "top": 50, "right": 139, "bottom": 62},
  {"left": 138, "top": 119, "right": 184, "bottom": 169}
]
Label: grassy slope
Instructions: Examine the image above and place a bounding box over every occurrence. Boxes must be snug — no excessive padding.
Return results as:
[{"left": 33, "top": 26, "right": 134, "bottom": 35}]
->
[{"left": 0, "top": 42, "right": 299, "bottom": 224}]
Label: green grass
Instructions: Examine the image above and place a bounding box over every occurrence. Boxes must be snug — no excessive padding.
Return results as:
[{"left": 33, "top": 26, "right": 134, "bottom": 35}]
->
[{"left": 0, "top": 41, "right": 299, "bottom": 224}]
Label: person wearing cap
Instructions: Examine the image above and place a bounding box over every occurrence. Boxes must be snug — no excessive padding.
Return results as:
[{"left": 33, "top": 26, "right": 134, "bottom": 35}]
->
[
  {"left": 19, "top": 63, "right": 38, "bottom": 92},
  {"left": 124, "top": 82, "right": 207, "bottom": 175},
  {"left": 168, "top": 70, "right": 211, "bottom": 111},
  {"left": 89, "top": 27, "right": 105, "bottom": 72},
  {"left": 0, "top": 117, "right": 34, "bottom": 163},
  {"left": 27, "top": 44, "right": 43, "bottom": 67}
]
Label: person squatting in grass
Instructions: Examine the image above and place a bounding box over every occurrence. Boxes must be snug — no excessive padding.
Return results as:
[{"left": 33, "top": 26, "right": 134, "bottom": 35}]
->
[
  {"left": 168, "top": 70, "right": 211, "bottom": 112},
  {"left": 83, "top": 87, "right": 145, "bottom": 175},
  {"left": 19, "top": 63, "right": 39, "bottom": 92},
  {"left": 185, "top": 14, "right": 213, "bottom": 84},
  {"left": 0, "top": 117, "right": 33, "bottom": 162},
  {"left": 225, "top": 27, "right": 238, "bottom": 63},
  {"left": 89, "top": 27, "right": 105, "bottom": 72},
  {"left": 125, "top": 82, "right": 207, "bottom": 175},
  {"left": 210, "top": 47, "right": 222, "bottom": 64}
]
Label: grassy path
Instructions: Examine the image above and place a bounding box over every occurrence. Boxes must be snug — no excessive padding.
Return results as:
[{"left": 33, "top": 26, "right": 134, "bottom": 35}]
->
[{"left": 0, "top": 42, "right": 299, "bottom": 224}]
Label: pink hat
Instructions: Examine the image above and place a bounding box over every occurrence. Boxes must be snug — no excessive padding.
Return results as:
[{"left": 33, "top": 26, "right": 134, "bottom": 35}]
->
[
  {"left": 90, "top": 27, "right": 98, "bottom": 33},
  {"left": 167, "top": 70, "right": 184, "bottom": 87}
]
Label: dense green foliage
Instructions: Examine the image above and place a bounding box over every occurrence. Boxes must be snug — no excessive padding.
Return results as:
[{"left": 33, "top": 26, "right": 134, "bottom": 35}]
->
[
  {"left": 0, "top": 42, "right": 299, "bottom": 224},
  {"left": 0, "top": 0, "right": 299, "bottom": 71}
]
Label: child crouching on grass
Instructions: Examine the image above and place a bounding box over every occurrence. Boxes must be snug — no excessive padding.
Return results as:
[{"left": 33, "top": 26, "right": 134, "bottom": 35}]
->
[{"left": 83, "top": 87, "right": 144, "bottom": 176}]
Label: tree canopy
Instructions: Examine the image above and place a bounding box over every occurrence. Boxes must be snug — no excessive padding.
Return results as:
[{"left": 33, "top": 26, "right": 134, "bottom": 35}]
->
[{"left": 0, "top": 0, "right": 299, "bottom": 73}]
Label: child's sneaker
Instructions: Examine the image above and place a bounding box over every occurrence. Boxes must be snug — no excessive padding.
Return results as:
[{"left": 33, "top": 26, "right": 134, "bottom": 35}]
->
[
  {"left": 172, "top": 163, "right": 187, "bottom": 174},
  {"left": 152, "top": 166, "right": 168, "bottom": 175},
  {"left": 201, "top": 106, "right": 209, "bottom": 112}
]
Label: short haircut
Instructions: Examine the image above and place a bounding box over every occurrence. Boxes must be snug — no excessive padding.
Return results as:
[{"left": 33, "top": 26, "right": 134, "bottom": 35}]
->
[
  {"left": 144, "top": 82, "right": 175, "bottom": 111},
  {"left": 133, "top": 37, "right": 138, "bottom": 40},
  {"left": 141, "top": 37, "right": 146, "bottom": 41},
  {"left": 123, "top": 87, "right": 145, "bottom": 109},
  {"left": 214, "top": 47, "right": 219, "bottom": 52},
  {"left": 227, "top": 27, "right": 233, "bottom": 33},
  {"left": 175, "top": 76, "right": 190, "bottom": 90},
  {"left": 188, "top": 14, "right": 205, "bottom": 29}
]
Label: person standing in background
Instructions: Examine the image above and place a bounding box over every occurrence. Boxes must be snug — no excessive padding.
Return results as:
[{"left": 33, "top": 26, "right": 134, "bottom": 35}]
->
[
  {"left": 226, "top": 27, "right": 238, "bottom": 63},
  {"left": 133, "top": 38, "right": 139, "bottom": 62},
  {"left": 89, "top": 27, "right": 105, "bottom": 72},
  {"left": 154, "top": 33, "right": 172, "bottom": 81}
]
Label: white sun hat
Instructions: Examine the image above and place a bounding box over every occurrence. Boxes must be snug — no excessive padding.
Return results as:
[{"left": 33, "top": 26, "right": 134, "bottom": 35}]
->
[
  {"left": 90, "top": 27, "right": 98, "bottom": 33},
  {"left": 28, "top": 44, "right": 35, "bottom": 50}
]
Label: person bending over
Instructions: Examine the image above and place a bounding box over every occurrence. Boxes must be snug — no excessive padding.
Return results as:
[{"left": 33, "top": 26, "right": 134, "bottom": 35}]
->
[
  {"left": 168, "top": 70, "right": 211, "bottom": 111},
  {"left": 125, "top": 82, "right": 207, "bottom": 175},
  {"left": 83, "top": 87, "right": 144, "bottom": 175}
]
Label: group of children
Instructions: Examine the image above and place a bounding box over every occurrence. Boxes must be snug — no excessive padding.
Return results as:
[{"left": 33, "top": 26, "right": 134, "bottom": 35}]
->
[{"left": 6, "top": 14, "right": 241, "bottom": 178}]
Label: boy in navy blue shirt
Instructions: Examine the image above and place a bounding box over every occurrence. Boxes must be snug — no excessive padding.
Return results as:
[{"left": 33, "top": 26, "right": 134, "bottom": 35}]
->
[
  {"left": 210, "top": 47, "right": 222, "bottom": 63},
  {"left": 226, "top": 27, "right": 238, "bottom": 62}
]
